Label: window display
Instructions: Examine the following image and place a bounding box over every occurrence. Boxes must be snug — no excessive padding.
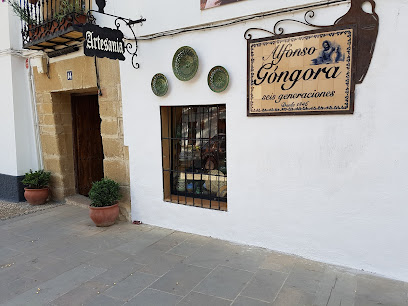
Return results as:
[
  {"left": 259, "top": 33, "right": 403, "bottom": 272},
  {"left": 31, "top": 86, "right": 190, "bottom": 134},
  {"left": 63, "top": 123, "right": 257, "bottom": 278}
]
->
[{"left": 161, "top": 105, "right": 227, "bottom": 211}]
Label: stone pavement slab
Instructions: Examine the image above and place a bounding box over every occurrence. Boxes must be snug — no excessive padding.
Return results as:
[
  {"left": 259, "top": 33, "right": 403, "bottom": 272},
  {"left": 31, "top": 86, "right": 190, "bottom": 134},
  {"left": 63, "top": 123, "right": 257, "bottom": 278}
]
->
[
  {"left": 3, "top": 264, "right": 106, "bottom": 305},
  {"left": 232, "top": 295, "right": 271, "bottom": 306},
  {"left": 194, "top": 265, "right": 254, "bottom": 300},
  {"left": 49, "top": 281, "right": 108, "bottom": 306},
  {"left": 241, "top": 268, "right": 288, "bottom": 303},
  {"left": 0, "top": 204, "right": 407, "bottom": 306},
  {"left": 149, "top": 263, "right": 212, "bottom": 296},
  {"left": 182, "top": 240, "right": 237, "bottom": 269},
  {"left": 178, "top": 291, "right": 231, "bottom": 306},
  {"left": 125, "top": 288, "right": 182, "bottom": 306},
  {"left": 82, "top": 294, "right": 124, "bottom": 306},
  {"left": 104, "top": 271, "right": 158, "bottom": 301},
  {"left": 167, "top": 239, "right": 208, "bottom": 257}
]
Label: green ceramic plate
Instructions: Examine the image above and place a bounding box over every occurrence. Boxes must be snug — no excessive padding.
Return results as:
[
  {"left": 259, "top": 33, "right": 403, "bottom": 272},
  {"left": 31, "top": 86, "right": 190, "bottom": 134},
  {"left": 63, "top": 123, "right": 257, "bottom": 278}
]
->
[
  {"left": 172, "top": 46, "right": 199, "bottom": 81},
  {"left": 151, "top": 73, "right": 168, "bottom": 97},
  {"left": 208, "top": 66, "right": 229, "bottom": 93}
]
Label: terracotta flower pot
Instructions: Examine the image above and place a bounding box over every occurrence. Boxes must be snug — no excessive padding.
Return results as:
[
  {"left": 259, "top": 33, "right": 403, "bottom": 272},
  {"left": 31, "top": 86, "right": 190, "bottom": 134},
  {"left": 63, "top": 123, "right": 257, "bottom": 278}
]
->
[
  {"left": 24, "top": 188, "right": 49, "bottom": 205},
  {"left": 89, "top": 203, "right": 119, "bottom": 227}
]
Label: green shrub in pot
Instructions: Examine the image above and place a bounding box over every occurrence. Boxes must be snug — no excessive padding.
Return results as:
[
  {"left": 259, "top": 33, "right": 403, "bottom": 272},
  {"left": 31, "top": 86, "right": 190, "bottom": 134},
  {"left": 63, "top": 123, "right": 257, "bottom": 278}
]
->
[
  {"left": 88, "top": 178, "right": 121, "bottom": 207},
  {"left": 22, "top": 169, "right": 51, "bottom": 189},
  {"left": 88, "top": 178, "right": 122, "bottom": 227},
  {"left": 22, "top": 169, "right": 51, "bottom": 205}
]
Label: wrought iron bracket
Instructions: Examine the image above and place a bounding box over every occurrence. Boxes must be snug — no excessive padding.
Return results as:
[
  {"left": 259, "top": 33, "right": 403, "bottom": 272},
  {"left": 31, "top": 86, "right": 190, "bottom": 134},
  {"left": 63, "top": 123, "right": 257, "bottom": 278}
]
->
[
  {"left": 87, "top": 10, "right": 146, "bottom": 69},
  {"left": 244, "top": 10, "right": 332, "bottom": 40},
  {"left": 244, "top": 0, "right": 379, "bottom": 84}
]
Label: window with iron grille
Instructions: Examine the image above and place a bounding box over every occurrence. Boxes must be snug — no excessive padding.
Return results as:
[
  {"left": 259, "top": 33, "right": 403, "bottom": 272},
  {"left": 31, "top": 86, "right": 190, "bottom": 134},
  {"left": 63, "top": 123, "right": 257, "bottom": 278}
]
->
[{"left": 161, "top": 105, "right": 227, "bottom": 211}]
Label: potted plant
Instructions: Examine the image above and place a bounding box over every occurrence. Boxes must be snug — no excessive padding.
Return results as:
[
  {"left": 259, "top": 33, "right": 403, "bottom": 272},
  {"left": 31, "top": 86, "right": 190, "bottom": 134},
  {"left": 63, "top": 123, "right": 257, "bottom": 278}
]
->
[
  {"left": 54, "top": 0, "right": 86, "bottom": 23},
  {"left": 88, "top": 178, "right": 121, "bottom": 227},
  {"left": 22, "top": 169, "right": 51, "bottom": 205}
]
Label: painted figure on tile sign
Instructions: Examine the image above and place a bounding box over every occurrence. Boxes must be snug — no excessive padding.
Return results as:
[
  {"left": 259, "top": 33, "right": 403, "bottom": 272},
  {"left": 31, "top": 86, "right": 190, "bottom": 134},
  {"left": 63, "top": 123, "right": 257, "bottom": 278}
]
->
[
  {"left": 312, "top": 40, "right": 345, "bottom": 65},
  {"left": 201, "top": 0, "right": 244, "bottom": 10}
]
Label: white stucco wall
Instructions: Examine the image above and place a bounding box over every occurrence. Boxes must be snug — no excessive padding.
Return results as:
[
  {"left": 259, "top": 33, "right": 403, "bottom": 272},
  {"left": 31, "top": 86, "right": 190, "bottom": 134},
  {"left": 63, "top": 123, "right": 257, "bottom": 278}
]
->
[
  {"left": 0, "top": 3, "right": 11, "bottom": 50},
  {"left": 117, "top": 0, "right": 349, "bottom": 36},
  {"left": 0, "top": 55, "right": 18, "bottom": 176},
  {"left": 11, "top": 55, "right": 40, "bottom": 175},
  {"left": 0, "top": 2, "right": 39, "bottom": 176},
  {"left": 0, "top": 2, "right": 18, "bottom": 176},
  {"left": 119, "top": 0, "right": 408, "bottom": 281}
]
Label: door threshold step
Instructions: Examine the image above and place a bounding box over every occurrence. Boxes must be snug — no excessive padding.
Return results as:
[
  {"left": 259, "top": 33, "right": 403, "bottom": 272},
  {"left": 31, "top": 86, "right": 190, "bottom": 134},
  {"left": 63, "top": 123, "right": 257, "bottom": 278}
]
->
[{"left": 65, "top": 194, "right": 91, "bottom": 209}]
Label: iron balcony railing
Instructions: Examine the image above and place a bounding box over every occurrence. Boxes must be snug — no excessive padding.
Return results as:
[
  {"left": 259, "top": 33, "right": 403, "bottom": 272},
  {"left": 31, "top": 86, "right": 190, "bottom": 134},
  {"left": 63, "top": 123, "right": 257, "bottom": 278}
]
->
[{"left": 15, "top": 0, "right": 91, "bottom": 49}]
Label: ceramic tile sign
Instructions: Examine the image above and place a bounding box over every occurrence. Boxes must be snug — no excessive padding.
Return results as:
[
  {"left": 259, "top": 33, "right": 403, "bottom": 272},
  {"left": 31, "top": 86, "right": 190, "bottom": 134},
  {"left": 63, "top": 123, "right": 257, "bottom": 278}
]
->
[
  {"left": 247, "top": 26, "right": 356, "bottom": 116},
  {"left": 201, "top": 0, "right": 244, "bottom": 10},
  {"left": 83, "top": 23, "right": 125, "bottom": 61}
]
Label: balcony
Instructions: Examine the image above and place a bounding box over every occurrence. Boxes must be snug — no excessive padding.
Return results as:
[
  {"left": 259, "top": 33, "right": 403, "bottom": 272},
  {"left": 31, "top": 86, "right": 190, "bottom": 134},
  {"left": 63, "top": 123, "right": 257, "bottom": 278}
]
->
[{"left": 12, "top": 0, "right": 92, "bottom": 53}]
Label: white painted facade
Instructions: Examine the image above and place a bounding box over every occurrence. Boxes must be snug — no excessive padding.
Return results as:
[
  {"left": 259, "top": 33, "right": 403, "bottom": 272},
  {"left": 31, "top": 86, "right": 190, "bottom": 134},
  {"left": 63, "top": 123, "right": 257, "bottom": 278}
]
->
[
  {"left": 4, "top": 0, "right": 407, "bottom": 282},
  {"left": 0, "top": 2, "right": 39, "bottom": 177},
  {"left": 115, "top": 0, "right": 408, "bottom": 282}
]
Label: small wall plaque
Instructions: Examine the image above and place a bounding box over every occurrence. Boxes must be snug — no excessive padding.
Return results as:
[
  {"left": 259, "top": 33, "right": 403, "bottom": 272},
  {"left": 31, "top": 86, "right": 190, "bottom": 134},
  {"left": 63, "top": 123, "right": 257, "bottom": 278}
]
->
[{"left": 67, "top": 71, "right": 73, "bottom": 80}]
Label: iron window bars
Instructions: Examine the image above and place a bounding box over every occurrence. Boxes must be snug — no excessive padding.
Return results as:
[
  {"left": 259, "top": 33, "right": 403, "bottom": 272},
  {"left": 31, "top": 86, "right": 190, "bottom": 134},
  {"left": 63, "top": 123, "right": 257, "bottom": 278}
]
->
[{"left": 161, "top": 105, "right": 227, "bottom": 211}]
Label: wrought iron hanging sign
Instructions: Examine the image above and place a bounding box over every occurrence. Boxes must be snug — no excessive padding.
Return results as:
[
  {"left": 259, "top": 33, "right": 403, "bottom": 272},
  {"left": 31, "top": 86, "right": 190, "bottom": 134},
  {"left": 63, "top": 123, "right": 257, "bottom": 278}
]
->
[
  {"left": 83, "top": 0, "right": 146, "bottom": 69},
  {"left": 245, "top": 0, "right": 379, "bottom": 116},
  {"left": 83, "top": 24, "right": 125, "bottom": 61}
]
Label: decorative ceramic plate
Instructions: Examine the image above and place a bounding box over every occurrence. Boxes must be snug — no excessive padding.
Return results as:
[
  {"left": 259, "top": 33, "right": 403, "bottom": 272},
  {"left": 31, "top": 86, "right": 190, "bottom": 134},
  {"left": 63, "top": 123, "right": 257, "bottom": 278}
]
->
[
  {"left": 172, "top": 46, "right": 199, "bottom": 81},
  {"left": 151, "top": 73, "right": 168, "bottom": 97},
  {"left": 208, "top": 66, "right": 229, "bottom": 93}
]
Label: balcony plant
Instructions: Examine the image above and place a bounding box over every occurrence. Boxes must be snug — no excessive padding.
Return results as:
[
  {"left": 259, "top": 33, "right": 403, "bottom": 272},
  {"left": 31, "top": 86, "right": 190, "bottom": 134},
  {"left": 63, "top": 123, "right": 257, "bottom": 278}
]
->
[
  {"left": 9, "top": 0, "right": 87, "bottom": 43},
  {"left": 8, "top": 0, "right": 37, "bottom": 25},
  {"left": 22, "top": 169, "right": 51, "bottom": 205},
  {"left": 54, "top": 0, "right": 85, "bottom": 22},
  {"left": 88, "top": 178, "right": 122, "bottom": 227}
]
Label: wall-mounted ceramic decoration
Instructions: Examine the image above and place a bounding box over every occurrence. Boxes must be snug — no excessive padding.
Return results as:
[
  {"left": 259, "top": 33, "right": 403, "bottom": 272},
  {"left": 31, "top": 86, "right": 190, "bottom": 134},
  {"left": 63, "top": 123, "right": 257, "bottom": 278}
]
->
[
  {"left": 151, "top": 73, "right": 169, "bottom": 97},
  {"left": 208, "top": 66, "right": 229, "bottom": 93},
  {"left": 172, "top": 46, "right": 199, "bottom": 81}
]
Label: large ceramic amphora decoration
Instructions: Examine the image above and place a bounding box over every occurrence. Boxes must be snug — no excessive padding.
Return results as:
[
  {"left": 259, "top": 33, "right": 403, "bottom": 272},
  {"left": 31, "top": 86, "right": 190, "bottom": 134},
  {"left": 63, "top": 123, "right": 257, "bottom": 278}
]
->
[
  {"left": 96, "top": 0, "right": 106, "bottom": 13},
  {"left": 335, "top": 0, "right": 379, "bottom": 84},
  {"left": 88, "top": 178, "right": 121, "bottom": 227}
]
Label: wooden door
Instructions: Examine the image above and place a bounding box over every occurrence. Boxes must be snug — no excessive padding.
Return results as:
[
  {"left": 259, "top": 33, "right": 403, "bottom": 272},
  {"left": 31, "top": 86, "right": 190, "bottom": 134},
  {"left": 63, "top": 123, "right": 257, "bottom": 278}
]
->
[{"left": 72, "top": 95, "right": 104, "bottom": 196}]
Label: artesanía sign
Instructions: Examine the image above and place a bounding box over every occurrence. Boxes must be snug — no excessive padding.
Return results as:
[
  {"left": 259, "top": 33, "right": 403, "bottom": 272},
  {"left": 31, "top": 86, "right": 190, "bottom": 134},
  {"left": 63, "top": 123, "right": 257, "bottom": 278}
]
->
[
  {"left": 247, "top": 26, "right": 356, "bottom": 116},
  {"left": 83, "top": 23, "right": 125, "bottom": 61}
]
